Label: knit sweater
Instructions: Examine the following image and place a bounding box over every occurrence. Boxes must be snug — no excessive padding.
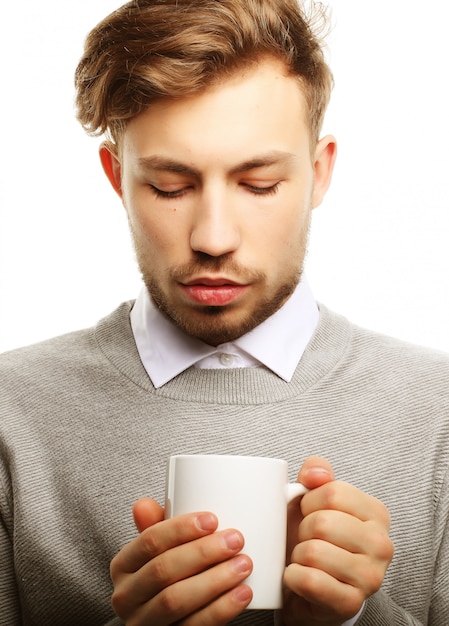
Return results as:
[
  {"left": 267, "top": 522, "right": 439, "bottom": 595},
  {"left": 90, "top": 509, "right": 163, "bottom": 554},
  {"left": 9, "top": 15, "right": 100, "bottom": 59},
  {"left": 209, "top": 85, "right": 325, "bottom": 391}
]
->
[{"left": 0, "top": 302, "right": 448, "bottom": 625}]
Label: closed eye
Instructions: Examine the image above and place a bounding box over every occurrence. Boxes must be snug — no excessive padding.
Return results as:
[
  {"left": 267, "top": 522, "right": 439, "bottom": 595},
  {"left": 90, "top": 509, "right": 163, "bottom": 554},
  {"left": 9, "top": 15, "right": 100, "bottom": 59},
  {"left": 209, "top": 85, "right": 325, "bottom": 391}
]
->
[
  {"left": 149, "top": 185, "right": 190, "bottom": 199},
  {"left": 243, "top": 182, "right": 281, "bottom": 196},
  {"left": 149, "top": 182, "right": 281, "bottom": 198}
]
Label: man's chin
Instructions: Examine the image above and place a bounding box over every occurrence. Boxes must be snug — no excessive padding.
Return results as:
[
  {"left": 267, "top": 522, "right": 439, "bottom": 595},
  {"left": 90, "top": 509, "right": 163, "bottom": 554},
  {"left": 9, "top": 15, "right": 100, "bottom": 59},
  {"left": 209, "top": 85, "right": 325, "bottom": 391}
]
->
[{"left": 172, "top": 307, "right": 254, "bottom": 346}]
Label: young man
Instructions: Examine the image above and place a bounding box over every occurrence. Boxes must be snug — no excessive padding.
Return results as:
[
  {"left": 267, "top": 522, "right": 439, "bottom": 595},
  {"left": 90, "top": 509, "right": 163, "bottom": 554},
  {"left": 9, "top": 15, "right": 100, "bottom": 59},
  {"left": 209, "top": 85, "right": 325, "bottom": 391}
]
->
[{"left": 0, "top": 1, "right": 447, "bottom": 625}]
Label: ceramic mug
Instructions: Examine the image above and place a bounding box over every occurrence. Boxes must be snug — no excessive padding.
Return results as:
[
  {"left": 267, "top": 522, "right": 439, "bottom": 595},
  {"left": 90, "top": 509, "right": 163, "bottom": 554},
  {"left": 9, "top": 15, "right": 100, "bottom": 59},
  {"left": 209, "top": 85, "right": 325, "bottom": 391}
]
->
[{"left": 165, "top": 454, "right": 307, "bottom": 609}]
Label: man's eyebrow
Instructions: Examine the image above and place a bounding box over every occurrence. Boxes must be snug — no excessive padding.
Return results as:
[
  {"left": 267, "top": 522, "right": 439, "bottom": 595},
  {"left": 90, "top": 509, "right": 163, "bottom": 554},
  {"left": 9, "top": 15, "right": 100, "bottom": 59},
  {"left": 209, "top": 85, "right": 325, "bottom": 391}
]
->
[
  {"left": 136, "top": 156, "right": 201, "bottom": 177},
  {"left": 136, "top": 151, "right": 297, "bottom": 177},
  {"left": 229, "top": 151, "right": 297, "bottom": 174}
]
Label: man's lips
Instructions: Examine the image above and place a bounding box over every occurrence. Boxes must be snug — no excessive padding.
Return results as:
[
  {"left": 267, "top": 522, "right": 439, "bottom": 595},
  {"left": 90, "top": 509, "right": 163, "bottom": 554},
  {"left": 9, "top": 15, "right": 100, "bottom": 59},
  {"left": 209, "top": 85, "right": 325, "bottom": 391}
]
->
[{"left": 180, "top": 277, "right": 248, "bottom": 306}]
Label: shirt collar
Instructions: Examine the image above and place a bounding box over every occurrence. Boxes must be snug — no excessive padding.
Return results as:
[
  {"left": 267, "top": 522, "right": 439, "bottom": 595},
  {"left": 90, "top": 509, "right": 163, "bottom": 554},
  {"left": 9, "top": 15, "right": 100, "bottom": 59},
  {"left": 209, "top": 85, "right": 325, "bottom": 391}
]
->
[{"left": 130, "top": 278, "right": 319, "bottom": 388}]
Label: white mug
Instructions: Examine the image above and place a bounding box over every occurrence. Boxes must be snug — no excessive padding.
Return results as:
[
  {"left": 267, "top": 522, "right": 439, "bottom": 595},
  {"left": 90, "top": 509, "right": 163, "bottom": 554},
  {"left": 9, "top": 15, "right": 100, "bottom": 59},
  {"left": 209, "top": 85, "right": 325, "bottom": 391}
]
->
[{"left": 165, "top": 454, "right": 307, "bottom": 610}]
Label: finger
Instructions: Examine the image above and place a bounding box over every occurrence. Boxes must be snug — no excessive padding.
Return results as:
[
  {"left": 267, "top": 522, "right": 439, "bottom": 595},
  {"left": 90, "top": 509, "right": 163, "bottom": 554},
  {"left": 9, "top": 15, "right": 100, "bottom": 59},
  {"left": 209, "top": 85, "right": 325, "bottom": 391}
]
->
[
  {"left": 133, "top": 498, "right": 164, "bottom": 533},
  {"left": 181, "top": 585, "right": 253, "bottom": 626},
  {"left": 284, "top": 563, "right": 365, "bottom": 622},
  {"left": 292, "top": 537, "right": 364, "bottom": 586},
  {"left": 297, "top": 456, "right": 334, "bottom": 489},
  {"left": 117, "top": 528, "right": 246, "bottom": 607},
  {"left": 297, "top": 509, "right": 391, "bottom": 556},
  {"left": 111, "top": 512, "right": 218, "bottom": 578},
  {"left": 134, "top": 556, "right": 253, "bottom": 625},
  {"left": 291, "top": 535, "right": 389, "bottom": 593},
  {"left": 286, "top": 456, "right": 333, "bottom": 560},
  {"left": 300, "top": 480, "right": 391, "bottom": 527}
]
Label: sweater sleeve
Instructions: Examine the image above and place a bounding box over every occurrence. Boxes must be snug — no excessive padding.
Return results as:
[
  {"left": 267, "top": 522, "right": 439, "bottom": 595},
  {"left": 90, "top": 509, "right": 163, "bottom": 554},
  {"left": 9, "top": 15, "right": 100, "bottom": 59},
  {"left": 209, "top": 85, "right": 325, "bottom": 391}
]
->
[
  {"left": 359, "top": 462, "right": 449, "bottom": 626},
  {"left": 359, "top": 590, "right": 423, "bottom": 625},
  {"left": 0, "top": 502, "right": 21, "bottom": 625},
  {"left": 428, "top": 462, "right": 449, "bottom": 623}
]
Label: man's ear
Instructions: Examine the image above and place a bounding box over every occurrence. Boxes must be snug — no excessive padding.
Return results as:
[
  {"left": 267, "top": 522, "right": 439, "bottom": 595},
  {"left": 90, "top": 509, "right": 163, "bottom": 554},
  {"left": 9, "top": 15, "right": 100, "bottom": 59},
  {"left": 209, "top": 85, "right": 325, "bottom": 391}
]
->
[
  {"left": 312, "top": 135, "right": 337, "bottom": 208},
  {"left": 99, "top": 142, "right": 123, "bottom": 198}
]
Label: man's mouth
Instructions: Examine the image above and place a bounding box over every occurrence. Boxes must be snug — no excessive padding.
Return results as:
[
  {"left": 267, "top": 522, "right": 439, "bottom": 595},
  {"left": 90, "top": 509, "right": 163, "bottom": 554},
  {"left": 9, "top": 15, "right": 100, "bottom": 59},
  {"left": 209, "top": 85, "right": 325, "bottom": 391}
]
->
[{"left": 180, "top": 277, "right": 248, "bottom": 306}]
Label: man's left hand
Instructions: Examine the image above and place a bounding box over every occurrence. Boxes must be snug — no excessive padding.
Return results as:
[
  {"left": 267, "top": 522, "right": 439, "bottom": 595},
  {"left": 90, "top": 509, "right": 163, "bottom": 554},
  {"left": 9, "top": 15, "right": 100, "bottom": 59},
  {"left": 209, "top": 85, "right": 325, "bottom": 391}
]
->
[{"left": 282, "top": 457, "right": 394, "bottom": 625}]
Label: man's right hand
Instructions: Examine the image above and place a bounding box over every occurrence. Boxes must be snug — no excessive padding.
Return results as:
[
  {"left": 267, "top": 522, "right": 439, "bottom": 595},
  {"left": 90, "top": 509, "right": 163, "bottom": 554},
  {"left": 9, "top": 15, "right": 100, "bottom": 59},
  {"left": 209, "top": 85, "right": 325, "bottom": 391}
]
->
[{"left": 110, "top": 498, "right": 253, "bottom": 625}]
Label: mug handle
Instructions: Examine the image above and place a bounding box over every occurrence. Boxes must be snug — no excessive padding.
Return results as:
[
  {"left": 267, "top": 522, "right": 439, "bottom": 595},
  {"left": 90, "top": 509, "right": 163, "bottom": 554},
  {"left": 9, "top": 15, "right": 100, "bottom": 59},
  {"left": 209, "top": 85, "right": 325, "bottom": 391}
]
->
[{"left": 286, "top": 482, "right": 308, "bottom": 502}]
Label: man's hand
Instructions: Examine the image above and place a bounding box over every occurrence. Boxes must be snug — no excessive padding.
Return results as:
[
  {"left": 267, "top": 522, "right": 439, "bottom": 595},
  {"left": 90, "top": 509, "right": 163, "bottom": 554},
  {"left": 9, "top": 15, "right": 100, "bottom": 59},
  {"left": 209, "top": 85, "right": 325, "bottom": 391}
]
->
[
  {"left": 282, "top": 457, "right": 393, "bottom": 626},
  {"left": 110, "top": 499, "right": 253, "bottom": 625}
]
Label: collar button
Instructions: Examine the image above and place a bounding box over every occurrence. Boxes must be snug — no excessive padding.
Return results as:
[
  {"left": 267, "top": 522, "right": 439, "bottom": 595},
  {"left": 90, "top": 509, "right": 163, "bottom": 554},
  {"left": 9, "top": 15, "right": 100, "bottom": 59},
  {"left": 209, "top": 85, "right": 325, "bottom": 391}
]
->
[{"left": 219, "top": 352, "right": 234, "bottom": 366}]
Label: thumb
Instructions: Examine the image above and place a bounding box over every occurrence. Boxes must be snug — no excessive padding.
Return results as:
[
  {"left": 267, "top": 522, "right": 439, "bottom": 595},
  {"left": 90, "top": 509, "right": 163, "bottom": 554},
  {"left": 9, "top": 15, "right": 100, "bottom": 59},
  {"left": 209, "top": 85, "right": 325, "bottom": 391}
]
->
[
  {"left": 297, "top": 456, "right": 334, "bottom": 490},
  {"left": 132, "top": 497, "right": 164, "bottom": 533}
]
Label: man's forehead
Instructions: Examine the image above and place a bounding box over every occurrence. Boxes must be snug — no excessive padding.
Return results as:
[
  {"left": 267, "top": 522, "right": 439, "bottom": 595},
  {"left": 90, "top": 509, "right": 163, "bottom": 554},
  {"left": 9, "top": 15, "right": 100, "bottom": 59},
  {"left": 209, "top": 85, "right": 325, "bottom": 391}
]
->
[{"left": 118, "top": 59, "right": 312, "bottom": 161}]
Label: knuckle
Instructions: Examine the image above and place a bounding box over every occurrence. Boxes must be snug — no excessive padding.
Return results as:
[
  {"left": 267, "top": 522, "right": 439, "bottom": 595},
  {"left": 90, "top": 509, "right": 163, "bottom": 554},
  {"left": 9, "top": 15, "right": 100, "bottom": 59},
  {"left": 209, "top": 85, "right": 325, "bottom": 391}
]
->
[
  {"left": 321, "top": 481, "right": 343, "bottom": 509},
  {"left": 148, "top": 554, "right": 171, "bottom": 586},
  {"left": 369, "top": 524, "right": 394, "bottom": 562},
  {"left": 379, "top": 501, "right": 392, "bottom": 529},
  {"left": 110, "top": 586, "right": 129, "bottom": 617},
  {"left": 158, "top": 583, "right": 185, "bottom": 616},
  {"left": 309, "top": 510, "right": 332, "bottom": 539},
  {"left": 195, "top": 534, "right": 214, "bottom": 560},
  {"left": 109, "top": 554, "right": 120, "bottom": 581},
  {"left": 340, "top": 588, "right": 365, "bottom": 619},
  {"left": 364, "top": 567, "right": 385, "bottom": 595},
  {"left": 140, "top": 527, "right": 161, "bottom": 558},
  {"left": 378, "top": 533, "right": 394, "bottom": 563},
  {"left": 299, "top": 566, "right": 322, "bottom": 596},
  {"left": 299, "top": 540, "right": 324, "bottom": 568},
  {"left": 356, "top": 555, "right": 389, "bottom": 596}
]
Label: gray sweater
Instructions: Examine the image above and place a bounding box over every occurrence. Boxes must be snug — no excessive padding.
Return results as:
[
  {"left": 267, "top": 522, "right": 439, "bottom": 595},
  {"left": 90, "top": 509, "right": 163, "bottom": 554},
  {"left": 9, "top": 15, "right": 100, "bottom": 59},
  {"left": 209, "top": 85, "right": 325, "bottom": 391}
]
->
[{"left": 1, "top": 302, "right": 448, "bottom": 625}]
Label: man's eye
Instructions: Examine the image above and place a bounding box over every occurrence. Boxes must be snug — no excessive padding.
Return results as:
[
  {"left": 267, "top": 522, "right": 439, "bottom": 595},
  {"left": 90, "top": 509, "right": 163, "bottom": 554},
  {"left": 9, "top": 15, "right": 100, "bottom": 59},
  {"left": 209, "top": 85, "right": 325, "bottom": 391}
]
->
[
  {"left": 149, "top": 185, "right": 188, "bottom": 199},
  {"left": 244, "top": 182, "right": 281, "bottom": 196}
]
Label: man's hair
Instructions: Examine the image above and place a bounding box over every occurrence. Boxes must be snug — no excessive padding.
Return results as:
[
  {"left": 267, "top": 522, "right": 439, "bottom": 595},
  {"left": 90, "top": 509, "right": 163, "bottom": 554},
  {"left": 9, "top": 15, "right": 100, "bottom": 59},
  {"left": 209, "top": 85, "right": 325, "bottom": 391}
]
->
[{"left": 75, "top": 0, "right": 332, "bottom": 147}]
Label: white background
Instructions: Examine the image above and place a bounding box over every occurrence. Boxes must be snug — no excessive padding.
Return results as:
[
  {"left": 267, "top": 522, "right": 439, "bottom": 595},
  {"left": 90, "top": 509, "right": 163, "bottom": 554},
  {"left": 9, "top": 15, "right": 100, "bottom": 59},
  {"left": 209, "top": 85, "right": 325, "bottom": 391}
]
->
[{"left": 0, "top": 1, "right": 448, "bottom": 353}]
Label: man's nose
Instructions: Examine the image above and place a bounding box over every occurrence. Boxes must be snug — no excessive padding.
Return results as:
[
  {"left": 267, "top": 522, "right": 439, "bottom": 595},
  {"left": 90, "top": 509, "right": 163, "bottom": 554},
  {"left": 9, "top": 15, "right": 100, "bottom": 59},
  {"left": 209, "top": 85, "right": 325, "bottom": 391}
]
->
[{"left": 190, "top": 193, "right": 241, "bottom": 257}]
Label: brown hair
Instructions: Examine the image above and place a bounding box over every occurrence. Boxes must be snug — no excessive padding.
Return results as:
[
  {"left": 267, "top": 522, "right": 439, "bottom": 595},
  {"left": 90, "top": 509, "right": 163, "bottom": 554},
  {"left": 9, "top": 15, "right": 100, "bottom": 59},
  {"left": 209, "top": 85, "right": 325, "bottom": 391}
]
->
[{"left": 75, "top": 0, "right": 332, "bottom": 147}]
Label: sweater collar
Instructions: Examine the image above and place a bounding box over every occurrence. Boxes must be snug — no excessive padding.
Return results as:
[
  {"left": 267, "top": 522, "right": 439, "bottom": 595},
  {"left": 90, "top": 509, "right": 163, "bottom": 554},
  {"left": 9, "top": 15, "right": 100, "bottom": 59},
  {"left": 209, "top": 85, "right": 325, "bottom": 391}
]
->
[{"left": 130, "top": 278, "right": 319, "bottom": 388}]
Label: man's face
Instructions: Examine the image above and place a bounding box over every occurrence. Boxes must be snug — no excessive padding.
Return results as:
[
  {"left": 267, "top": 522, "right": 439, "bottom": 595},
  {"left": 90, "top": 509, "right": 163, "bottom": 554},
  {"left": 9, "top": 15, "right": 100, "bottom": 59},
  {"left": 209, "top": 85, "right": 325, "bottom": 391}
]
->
[{"left": 102, "top": 58, "right": 335, "bottom": 345}]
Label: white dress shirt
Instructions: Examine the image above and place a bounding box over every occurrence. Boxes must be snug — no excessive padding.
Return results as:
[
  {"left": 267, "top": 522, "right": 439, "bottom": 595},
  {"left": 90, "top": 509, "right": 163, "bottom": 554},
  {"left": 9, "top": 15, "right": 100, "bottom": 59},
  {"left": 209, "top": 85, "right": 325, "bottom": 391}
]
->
[
  {"left": 130, "top": 278, "right": 319, "bottom": 388},
  {"left": 130, "top": 278, "right": 364, "bottom": 626}
]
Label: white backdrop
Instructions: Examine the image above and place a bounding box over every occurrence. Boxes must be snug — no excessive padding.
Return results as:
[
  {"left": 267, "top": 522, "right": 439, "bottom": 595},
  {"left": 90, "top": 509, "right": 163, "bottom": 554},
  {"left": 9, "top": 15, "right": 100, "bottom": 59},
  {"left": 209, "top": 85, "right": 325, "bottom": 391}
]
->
[{"left": 0, "top": 1, "right": 448, "bottom": 353}]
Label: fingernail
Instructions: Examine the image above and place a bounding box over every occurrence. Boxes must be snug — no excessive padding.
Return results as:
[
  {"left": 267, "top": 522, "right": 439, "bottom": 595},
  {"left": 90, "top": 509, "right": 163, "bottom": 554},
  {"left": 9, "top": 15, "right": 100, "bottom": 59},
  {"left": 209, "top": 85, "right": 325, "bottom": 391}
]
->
[
  {"left": 231, "top": 554, "right": 251, "bottom": 574},
  {"left": 224, "top": 530, "right": 243, "bottom": 550},
  {"left": 196, "top": 513, "right": 217, "bottom": 531},
  {"left": 302, "top": 467, "right": 333, "bottom": 489},
  {"left": 232, "top": 585, "right": 252, "bottom": 604},
  {"left": 306, "top": 467, "right": 332, "bottom": 477}
]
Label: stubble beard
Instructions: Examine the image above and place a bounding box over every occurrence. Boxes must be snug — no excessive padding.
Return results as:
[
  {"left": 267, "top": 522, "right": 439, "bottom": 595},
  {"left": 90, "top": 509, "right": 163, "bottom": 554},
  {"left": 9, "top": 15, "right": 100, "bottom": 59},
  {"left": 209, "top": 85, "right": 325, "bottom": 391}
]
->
[
  {"left": 145, "top": 264, "right": 302, "bottom": 346},
  {"left": 131, "top": 226, "right": 310, "bottom": 346}
]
